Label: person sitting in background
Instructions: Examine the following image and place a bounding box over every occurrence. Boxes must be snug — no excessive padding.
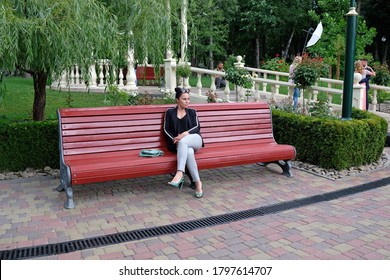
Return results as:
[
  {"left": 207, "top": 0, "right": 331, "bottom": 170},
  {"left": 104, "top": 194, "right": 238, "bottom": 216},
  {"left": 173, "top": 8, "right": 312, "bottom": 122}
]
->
[{"left": 214, "top": 61, "right": 226, "bottom": 89}]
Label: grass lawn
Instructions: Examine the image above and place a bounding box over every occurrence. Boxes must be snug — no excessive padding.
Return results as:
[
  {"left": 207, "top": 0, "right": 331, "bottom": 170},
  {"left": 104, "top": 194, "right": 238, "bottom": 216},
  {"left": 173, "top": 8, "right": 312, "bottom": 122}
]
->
[{"left": 1, "top": 77, "right": 110, "bottom": 122}]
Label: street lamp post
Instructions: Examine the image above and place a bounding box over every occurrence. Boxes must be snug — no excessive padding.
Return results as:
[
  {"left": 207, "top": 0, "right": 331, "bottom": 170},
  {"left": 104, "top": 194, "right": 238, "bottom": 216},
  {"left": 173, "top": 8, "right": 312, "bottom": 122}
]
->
[{"left": 341, "top": 0, "right": 358, "bottom": 120}]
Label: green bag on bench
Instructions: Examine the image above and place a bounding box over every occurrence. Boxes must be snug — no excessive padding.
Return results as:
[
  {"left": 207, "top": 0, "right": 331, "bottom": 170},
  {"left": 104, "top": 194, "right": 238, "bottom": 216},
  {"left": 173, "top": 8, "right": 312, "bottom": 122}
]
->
[{"left": 139, "top": 149, "right": 164, "bottom": 157}]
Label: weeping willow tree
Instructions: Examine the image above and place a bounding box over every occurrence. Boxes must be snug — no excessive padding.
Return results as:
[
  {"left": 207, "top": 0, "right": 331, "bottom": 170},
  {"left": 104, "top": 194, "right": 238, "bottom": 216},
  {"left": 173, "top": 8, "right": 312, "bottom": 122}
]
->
[
  {"left": 101, "top": 0, "right": 183, "bottom": 67},
  {"left": 0, "top": 0, "right": 120, "bottom": 121}
]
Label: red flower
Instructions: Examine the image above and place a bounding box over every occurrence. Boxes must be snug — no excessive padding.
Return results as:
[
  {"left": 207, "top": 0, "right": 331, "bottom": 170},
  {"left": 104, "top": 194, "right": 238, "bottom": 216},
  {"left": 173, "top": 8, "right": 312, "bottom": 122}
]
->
[{"left": 275, "top": 54, "right": 280, "bottom": 57}]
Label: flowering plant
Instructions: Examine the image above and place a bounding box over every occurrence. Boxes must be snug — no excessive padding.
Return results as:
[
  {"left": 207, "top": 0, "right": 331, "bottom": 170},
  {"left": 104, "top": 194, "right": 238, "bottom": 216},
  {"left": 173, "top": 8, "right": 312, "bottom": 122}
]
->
[
  {"left": 224, "top": 67, "right": 252, "bottom": 89},
  {"left": 262, "top": 55, "right": 289, "bottom": 72}
]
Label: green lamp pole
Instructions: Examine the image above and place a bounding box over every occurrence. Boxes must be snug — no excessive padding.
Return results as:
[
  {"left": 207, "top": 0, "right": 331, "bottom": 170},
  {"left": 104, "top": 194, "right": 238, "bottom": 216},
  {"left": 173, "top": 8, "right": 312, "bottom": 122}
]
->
[{"left": 341, "top": 0, "right": 358, "bottom": 120}]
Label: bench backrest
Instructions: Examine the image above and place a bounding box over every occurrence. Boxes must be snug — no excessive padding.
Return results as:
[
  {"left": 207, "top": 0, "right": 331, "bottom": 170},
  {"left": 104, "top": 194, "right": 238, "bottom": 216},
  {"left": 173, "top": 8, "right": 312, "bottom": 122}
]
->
[{"left": 58, "top": 102, "right": 275, "bottom": 159}]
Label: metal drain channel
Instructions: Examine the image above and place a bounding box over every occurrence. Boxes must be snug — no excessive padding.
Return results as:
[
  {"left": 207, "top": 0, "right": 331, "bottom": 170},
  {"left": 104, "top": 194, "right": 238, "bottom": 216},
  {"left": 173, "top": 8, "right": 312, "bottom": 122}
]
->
[{"left": 1, "top": 177, "right": 389, "bottom": 260}]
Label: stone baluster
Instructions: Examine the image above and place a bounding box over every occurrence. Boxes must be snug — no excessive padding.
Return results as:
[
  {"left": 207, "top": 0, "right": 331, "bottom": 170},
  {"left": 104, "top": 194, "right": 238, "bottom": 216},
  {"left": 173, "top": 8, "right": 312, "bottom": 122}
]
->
[
  {"left": 327, "top": 82, "right": 332, "bottom": 106},
  {"left": 60, "top": 71, "right": 68, "bottom": 88},
  {"left": 239, "top": 86, "right": 245, "bottom": 101},
  {"left": 118, "top": 68, "right": 124, "bottom": 87},
  {"left": 313, "top": 81, "right": 318, "bottom": 101},
  {"left": 112, "top": 67, "right": 117, "bottom": 86},
  {"left": 288, "top": 85, "right": 294, "bottom": 100},
  {"left": 275, "top": 74, "right": 280, "bottom": 95},
  {"left": 262, "top": 73, "right": 268, "bottom": 93},
  {"left": 327, "top": 92, "right": 333, "bottom": 107},
  {"left": 371, "top": 89, "right": 378, "bottom": 112},
  {"left": 98, "top": 60, "right": 104, "bottom": 87},
  {"left": 105, "top": 60, "right": 110, "bottom": 85},
  {"left": 224, "top": 81, "right": 230, "bottom": 102},
  {"left": 69, "top": 65, "right": 75, "bottom": 86},
  {"left": 75, "top": 64, "right": 80, "bottom": 85},
  {"left": 234, "top": 55, "right": 245, "bottom": 102},
  {"left": 89, "top": 63, "right": 97, "bottom": 87},
  {"left": 164, "top": 50, "right": 176, "bottom": 92},
  {"left": 253, "top": 81, "right": 260, "bottom": 101},
  {"left": 196, "top": 73, "right": 202, "bottom": 96},
  {"left": 307, "top": 88, "right": 313, "bottom": 103},
  {"left": 210, "top": 75, "right": 216, "bottom": 92}
]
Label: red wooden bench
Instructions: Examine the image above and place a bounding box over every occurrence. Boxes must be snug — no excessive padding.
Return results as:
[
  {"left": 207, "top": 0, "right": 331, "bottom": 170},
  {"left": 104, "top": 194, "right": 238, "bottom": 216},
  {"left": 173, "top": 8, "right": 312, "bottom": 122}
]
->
[{"left": 57, "top": 102, "right": 296, "bottom": 208}]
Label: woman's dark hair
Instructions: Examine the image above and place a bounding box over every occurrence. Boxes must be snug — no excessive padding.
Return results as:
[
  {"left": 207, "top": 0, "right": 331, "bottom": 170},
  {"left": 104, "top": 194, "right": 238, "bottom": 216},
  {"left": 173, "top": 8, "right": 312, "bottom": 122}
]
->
[{"left": 174, "top": 87, "right": 189, "bottom": 99}]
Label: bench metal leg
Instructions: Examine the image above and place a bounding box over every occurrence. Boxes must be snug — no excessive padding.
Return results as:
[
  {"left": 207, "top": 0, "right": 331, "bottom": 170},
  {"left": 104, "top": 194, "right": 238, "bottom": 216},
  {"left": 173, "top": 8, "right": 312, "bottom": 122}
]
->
[
  {"left": 58, "top": 164, "right": 75, "bottom": 209},
  {"left": 64, "top": 185, "right": 75, "bottom": 209},
  {"left": 257, "top": 160, "right": 293, "bottom": 177}
]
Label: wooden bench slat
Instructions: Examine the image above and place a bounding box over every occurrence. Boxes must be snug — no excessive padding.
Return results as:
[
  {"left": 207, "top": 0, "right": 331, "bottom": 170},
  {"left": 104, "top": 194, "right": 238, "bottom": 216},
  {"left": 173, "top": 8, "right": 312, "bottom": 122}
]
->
[
  {"left": 62, "top": 124, "right": 162, "bottom": 136},
  {"left": 61, "top": 112, "right": 165, "bottom": 124},
  {"left": 62, "top": 118, "right": 162, "bottom": 130},
  {"left": 62, "top": 130, "right": 163, "bottom": 143}
]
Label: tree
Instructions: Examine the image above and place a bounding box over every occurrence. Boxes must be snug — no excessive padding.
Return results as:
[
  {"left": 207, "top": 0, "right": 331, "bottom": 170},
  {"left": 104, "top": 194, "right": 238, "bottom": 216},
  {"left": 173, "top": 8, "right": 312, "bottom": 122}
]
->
[
  {"left": 100, "top": 0, "right": 182, "bottom": 67},
  {"left": 360, "top": 0, "right": 390, "bottom": 64},
  {"left": 0, "top": 0, "right": 120, "bottom": 121},
  {"left": 307, "top": 0, "right": 376, "bottom": 78}
]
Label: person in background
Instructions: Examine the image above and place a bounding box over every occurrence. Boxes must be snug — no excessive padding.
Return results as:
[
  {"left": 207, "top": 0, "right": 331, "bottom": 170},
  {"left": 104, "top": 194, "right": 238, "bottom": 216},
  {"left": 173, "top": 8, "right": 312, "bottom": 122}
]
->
[
  {"left": 288, "top": 56, "right": 302, "bottom": 111},
  {"left": 360, "top": 58, "right": 376, "bottom": 110},
  {"left": 214, "top": 61, "right": 226, "bottom": 89},
  {"left": 163, "top": 87, "right": 204, "bottom": 198}
]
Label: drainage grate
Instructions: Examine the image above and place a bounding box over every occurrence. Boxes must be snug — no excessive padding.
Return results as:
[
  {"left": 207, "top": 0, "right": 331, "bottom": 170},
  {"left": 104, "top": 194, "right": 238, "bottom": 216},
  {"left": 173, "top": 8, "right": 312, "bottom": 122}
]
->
[{"left": 1, "top": 176, "right": 389, "bottom": 260}]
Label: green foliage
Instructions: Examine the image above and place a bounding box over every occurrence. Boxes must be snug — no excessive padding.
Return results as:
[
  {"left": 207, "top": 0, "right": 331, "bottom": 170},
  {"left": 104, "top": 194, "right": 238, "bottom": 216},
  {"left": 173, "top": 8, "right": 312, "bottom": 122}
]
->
[
  {"left": 308, "top": 1, "right": 377, "bottom": 78},
  {"left": 224, "top": 67, "right": 252, "bottom": 88},
  {"left": 308, "top": 98, "right": 336, "bottom": 119},
  {"left": 104, "top": 85, "right": 130, "bottom": 106},
  {"left": 293, "top": 60, "right": 321, "bottom": 89},
  {"left": 262, "top": 56, "right": 289, "bottom": 72},
  {"left": 376, "top": 91, "right": 390, "bottom": 104},
  {"left": 372, "top": 64, "right": 390, "bottom": 86},
  {"left": 272, "top": 108, "right": 388, "bottom": 170},
  {"left": 0, "top": 120, "right": 59, "bottom": 171},
  {"left": 0, "top": 72, "right": 6, "bottom": 106},
  {"left": 0, "top": 0, "right": 121, "bottom": 120},
  {"left": 176, "top": 64, "right": 192, "bottom": 78}
]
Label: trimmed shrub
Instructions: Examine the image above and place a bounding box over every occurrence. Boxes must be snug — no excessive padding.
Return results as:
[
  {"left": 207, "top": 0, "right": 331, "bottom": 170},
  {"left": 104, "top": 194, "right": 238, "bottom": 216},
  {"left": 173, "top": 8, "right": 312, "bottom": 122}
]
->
[
  {"left": 0, "top": 120, "right": 59, "bottom": 171},
  {"left": 272, "top": 108, "right": 388, "bottom": 170}
]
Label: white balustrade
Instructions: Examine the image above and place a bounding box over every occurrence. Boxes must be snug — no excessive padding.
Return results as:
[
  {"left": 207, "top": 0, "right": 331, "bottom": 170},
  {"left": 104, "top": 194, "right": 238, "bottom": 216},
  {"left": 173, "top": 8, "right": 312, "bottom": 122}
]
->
[{"left": 50, "top": 55, "right": 390, "bottom": 117}]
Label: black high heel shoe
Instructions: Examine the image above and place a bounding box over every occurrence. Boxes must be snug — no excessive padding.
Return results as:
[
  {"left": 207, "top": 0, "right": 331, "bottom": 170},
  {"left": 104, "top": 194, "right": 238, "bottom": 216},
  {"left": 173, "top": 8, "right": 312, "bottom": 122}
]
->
[{"left": 168, "top": 177, "right": 184, "bottom": 189}]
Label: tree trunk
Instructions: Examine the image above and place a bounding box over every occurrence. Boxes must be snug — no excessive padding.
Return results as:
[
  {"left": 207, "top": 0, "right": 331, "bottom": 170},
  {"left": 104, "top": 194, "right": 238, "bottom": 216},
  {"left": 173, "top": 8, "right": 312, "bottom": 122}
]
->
[
  {"left": 284, "top": 29, "right": 295, "bottom": 59},
  {"left": 382, "top": 42, "right": 388, "bottom": 65},
  {"left": 32, "top": 71, "right": 48, "bottom": 121},
  {"left": 209, "top": 37, "right": 214, "bottom": 70},
  {"left": 255, "top": 36, "right": 260, "bottom": 69}
]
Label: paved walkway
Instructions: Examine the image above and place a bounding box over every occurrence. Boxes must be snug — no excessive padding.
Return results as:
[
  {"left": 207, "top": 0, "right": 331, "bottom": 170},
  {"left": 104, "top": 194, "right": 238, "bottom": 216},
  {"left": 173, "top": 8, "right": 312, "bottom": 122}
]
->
[{"left": 1, "top": 147, "right": 389, "bottom": 260}]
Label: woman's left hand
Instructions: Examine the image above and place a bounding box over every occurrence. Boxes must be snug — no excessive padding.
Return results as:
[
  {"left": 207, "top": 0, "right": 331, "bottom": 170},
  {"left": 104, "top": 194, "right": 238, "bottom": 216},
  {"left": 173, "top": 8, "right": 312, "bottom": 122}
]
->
[{"left": 174, "top": 131, "right": 189, "bottom": 144}]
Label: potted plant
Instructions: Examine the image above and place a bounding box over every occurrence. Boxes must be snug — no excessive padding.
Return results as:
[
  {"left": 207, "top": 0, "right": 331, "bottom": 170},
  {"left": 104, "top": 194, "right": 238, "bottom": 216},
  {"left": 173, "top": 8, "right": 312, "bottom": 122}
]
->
[
  {"left": 176, "top": 64, "right": 191, "bottom": 86},
  {"left": 292, "top": 58, "right": 323, "bottom": 114},
  {"left": 224, "top": 67, "right": 252, "bottom": 101}
]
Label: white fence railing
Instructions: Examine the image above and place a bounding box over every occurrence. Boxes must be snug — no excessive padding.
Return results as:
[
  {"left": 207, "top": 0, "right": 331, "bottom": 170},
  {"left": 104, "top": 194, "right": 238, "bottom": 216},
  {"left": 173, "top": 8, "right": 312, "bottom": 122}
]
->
[{"left": 51, "top": 57, "right": 390, "bottom": 114}]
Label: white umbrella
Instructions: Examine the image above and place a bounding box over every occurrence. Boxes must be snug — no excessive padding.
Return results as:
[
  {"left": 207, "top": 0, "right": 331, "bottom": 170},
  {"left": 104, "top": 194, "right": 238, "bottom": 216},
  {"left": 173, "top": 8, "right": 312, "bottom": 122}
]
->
[{"left": 306, "top": 21, "right": 323, "bottom": 48}]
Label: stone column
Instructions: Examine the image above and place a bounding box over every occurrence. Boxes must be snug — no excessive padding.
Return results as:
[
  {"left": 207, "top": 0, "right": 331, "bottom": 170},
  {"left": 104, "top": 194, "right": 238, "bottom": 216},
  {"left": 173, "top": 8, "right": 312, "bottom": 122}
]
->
[
  {"left": 125, "top": 42, "right": 138, "bottom": 91},
  {"left": 164, "top": 50, "right": 176, "bottom": 92}
]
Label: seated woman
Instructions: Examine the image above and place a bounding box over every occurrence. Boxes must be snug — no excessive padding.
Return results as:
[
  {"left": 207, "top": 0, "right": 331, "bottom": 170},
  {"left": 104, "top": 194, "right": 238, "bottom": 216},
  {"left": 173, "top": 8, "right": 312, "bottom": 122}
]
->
[{"left": 163, "top": 87, "right": 204, "bottom": 198}]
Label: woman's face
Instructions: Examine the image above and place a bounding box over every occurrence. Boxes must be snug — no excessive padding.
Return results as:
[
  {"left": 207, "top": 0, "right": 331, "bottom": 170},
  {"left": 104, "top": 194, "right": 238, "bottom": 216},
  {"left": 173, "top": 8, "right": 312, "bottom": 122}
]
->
[{"left": 177, "top": 93, "right": 190, "bottom": 108}]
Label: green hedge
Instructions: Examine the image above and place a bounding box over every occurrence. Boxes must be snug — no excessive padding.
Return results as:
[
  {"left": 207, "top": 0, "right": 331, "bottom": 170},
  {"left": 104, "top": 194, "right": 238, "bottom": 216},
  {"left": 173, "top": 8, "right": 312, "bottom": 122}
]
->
[
  {"left": 0, "top": 120, "right": 59, "bottom": 171},
  {"left": 0, "top": 108, "right": 388, "bottom": 172},
  {"left": 272, "top": 108, "right": 388, "bottom": 170}
]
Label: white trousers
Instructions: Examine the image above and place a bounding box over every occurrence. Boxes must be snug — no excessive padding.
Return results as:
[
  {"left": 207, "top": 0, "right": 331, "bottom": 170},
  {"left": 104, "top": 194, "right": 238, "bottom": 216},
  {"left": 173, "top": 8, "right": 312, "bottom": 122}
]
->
[{"left": 177, "top": 134, "right": 202, "bottom": 182}]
